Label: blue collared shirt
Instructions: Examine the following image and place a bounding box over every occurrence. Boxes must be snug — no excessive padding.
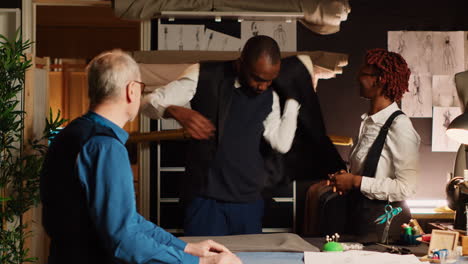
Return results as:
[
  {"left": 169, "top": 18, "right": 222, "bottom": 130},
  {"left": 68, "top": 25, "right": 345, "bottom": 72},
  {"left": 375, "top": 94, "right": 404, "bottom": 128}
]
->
[{"left": 76, "top": 112, "right": 198, "bottom": 264}]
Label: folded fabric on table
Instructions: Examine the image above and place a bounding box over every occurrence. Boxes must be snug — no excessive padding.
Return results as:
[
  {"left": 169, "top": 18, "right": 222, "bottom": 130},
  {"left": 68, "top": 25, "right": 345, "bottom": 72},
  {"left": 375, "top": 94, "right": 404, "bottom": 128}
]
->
[{"left": 180, "top": 233, "right": 319, "bottom": 252}]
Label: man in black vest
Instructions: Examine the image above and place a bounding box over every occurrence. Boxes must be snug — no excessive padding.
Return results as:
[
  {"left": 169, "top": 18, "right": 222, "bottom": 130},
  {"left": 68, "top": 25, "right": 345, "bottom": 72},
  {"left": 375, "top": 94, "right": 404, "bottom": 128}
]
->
[
  {"left": 41, "top": 50, "right": 240, "bottom": 264},
  {"left": 142, "top": 36, "right": 301, "bottom": 236}
]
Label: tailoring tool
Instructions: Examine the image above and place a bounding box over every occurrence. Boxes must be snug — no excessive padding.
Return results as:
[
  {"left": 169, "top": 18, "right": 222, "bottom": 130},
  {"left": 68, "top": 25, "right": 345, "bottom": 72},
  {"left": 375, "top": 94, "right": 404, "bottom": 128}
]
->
[
  {"left": 322, "top": 233, "right": 344, "bottom": 252},
  {"left": 374, "top": 204, "right": 402, "bottom": 244},
  {"left": 375, "top": 243, "right": 412, "bottom": 255}
]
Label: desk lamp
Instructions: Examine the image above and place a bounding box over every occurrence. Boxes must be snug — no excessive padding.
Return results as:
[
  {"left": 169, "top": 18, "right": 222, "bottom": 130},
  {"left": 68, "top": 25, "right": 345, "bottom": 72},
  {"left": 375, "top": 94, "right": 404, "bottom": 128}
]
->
[{"left": 446, "top": 112, "right": 468, "bottom": 230}]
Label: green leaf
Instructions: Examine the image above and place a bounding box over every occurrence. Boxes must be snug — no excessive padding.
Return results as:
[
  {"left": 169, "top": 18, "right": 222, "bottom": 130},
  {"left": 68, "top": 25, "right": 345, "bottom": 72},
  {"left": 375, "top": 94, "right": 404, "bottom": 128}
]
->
[{"left": 0, "top": 197, "right": 12, "bottom": 202}]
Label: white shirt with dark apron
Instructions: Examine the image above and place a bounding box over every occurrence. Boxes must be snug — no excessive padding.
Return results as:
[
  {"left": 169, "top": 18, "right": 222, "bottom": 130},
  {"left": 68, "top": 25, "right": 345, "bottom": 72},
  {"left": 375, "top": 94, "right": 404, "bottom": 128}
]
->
[{"left": 347, "top": 102, "right": 420, "bottom": 242}]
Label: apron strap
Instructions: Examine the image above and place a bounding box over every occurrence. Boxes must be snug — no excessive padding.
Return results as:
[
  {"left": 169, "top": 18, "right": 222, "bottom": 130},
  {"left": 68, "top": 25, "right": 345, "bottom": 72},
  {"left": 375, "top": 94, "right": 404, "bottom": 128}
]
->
[{"left": 361, "top": 110, "right": 404, "bottom": 178}]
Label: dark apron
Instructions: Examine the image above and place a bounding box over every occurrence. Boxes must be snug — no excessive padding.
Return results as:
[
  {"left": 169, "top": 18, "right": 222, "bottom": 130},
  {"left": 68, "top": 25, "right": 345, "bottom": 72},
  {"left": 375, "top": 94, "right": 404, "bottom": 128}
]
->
[{"left": 346, "top": 110, "right": 411, "bottom": 243}]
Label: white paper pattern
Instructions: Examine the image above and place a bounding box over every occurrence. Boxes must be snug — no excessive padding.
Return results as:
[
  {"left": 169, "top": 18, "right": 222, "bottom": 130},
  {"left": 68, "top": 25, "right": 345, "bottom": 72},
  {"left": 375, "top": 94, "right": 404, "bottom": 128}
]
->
[{"left": 304, "top": 250, "right": 423, "bottom": 264}]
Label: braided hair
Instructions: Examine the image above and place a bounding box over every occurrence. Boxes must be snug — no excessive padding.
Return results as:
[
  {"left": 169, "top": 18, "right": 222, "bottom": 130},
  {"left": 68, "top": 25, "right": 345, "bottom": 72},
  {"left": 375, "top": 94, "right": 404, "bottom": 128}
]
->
[{"left": 365, "top": 48, "right": 411, "bottom": 102}]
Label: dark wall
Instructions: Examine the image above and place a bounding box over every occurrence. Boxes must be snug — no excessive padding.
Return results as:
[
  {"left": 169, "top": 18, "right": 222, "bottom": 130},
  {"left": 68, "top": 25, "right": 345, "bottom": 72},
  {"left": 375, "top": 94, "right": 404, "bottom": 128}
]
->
[
  {"left": 0, "top": 1, "right": 21, "bottom": 8},
  {"left": 301, "top": 0, "right": 468, "bottom": 199}
]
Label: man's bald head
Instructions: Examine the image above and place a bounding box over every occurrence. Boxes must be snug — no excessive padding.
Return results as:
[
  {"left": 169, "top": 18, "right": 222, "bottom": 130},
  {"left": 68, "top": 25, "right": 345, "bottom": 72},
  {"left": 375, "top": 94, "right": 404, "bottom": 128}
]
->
[
  {"left": 238, "top": 36, "right": 281, "bottom": 94},
  {"left": 241, "top": 35, "right": 281, "bottom": 67}
]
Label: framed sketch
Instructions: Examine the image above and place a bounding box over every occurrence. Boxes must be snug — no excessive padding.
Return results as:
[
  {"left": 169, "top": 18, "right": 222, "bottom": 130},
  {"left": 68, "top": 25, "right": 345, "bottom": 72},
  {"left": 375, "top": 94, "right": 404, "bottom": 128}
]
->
[{"left": 432, "top": 106, "right": 462, "bottom": 152}]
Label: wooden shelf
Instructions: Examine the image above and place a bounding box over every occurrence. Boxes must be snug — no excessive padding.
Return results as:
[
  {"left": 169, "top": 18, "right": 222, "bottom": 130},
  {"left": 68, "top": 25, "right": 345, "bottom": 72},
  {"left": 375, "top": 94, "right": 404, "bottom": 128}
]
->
[{"left": 33, "top": 0, "right": 111, "bottom": 7}]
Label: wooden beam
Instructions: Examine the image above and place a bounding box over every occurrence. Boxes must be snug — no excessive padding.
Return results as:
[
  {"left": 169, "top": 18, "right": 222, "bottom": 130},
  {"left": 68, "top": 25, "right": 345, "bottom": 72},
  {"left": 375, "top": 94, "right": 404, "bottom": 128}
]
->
[
  {"left": 128, "top": 129, "right": 353, "bottom": 147},
  {"left": 128, "top": 129, "right": 190, "bottom": 143},
  {"left": 33, "top": 0, "right": 111, "bottom": 7}
]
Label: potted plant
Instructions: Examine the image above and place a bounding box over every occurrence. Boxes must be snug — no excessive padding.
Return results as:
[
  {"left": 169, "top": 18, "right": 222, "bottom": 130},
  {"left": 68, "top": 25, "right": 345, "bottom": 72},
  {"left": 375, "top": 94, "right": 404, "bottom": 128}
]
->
[{"left": 0, "top": 30, "right": 65, "bottom": 263}]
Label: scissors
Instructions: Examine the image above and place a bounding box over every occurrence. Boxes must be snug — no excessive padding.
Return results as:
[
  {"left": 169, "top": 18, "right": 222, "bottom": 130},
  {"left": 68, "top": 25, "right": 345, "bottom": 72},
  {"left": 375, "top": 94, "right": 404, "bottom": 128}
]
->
[
  {"left": 375, "top": 205, "right": 402, "bottom": 244},
  {"left": 375, "top": 243, "right": 412, "bottom": 255},
  {"left": 374, "top": 205, "right": 402, "bottom": 225}
]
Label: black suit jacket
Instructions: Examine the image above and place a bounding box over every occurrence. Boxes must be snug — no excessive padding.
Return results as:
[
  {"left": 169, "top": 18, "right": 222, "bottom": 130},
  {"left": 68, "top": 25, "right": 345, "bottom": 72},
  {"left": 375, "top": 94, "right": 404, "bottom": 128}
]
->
[{"left": 273, "top": 56, "right": 346, "bottom": 182}]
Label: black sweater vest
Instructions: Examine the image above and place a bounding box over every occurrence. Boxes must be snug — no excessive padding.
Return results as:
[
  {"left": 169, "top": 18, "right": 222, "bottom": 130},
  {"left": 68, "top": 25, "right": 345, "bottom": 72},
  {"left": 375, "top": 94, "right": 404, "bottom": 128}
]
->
[
  {"left": 185, "top": 62, "right": 273, "bottom": 202},
  {"left": 40, "top": 116, "right": 117, "bottom": 264}
]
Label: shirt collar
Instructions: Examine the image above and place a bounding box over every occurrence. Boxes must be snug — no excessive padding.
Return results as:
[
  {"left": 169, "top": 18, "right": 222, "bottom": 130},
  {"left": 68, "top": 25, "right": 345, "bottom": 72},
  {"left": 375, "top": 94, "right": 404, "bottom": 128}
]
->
[
  {"left": 361, "top": 102, "right": 400, "bottom": 125},
  {"left": 85, "top": 111, "right": 129, "bottom": 144}
]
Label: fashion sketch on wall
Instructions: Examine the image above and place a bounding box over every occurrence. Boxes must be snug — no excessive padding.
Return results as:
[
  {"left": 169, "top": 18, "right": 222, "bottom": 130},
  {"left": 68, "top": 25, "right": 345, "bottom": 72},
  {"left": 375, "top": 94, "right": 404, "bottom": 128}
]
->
[
  {"left": 241, "top": 21, "right": 297, "bottom": 51},
  {"left": 389, "top": 31, "right": 464, "bottom": 76},
  {"left": 401, "top": 73, "right": 432, "bottom": 117},
  {"left": 158, "top": 24, "right": 205, "bottom": 50},
  {"left": 432, "top": 106, "right": 462, "bottom": 152},
  {"left": 251, "top": 22, "right": 259, "bottom": 37},
  {"left": 432, "top": 75, "right": 460, "bottom": 108},
  {"left": 203, "top": 29, "right": 242, "bottom": 51},
  {"left": 273, "top": 24, "right": 287, "bottom": 48},
  {"left": 388, "top": 31, "right": 465, "bottom": 117}
]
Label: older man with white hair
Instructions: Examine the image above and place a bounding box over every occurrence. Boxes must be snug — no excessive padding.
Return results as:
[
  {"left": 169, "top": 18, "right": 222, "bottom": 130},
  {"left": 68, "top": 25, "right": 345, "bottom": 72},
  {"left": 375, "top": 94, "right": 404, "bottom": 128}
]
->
[{"left": 40, "top": 50, "right": 241, "bottom": 264}]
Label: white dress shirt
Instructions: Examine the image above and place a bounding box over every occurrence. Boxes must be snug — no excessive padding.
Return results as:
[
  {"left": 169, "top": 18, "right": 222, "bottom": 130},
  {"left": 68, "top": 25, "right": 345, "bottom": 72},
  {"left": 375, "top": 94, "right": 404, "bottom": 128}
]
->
[
  {"left": 141, "top": 56, "right": 312, "bottom": 153},
  {"left": 349, "top": 102, "right": 421, "bottom": 202}
]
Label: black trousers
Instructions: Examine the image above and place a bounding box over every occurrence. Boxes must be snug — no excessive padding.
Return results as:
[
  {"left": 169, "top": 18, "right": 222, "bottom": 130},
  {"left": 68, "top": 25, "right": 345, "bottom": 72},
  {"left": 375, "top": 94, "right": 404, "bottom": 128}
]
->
[{"left": 346, "top": 190, "right": 412, "bottom": 243}]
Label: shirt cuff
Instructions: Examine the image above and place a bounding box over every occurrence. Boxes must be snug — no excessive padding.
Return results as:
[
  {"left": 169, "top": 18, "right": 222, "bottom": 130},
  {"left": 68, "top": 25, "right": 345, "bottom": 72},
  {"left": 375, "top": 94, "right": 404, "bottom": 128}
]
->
[
  {"left": 181, "top": 253, "right": 199, "bottom": 264},
  {"left": 141, "top": 95, "right": 167, "bottom": 119},
  {"left": 171, "top": 237, "right": 188, "bottom": 251},
  {"left": 360, "top": 176, "right": 373, "bottom": 197},
  {"left": 283, "top": 98, "right": 301, "bottom": 116}
]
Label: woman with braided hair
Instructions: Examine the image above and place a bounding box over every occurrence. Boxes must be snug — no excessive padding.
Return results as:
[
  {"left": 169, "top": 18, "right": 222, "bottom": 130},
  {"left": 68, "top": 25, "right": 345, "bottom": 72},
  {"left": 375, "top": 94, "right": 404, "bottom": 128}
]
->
[{"left": 329, "top": 48, "right": 421, "bottom": 242}]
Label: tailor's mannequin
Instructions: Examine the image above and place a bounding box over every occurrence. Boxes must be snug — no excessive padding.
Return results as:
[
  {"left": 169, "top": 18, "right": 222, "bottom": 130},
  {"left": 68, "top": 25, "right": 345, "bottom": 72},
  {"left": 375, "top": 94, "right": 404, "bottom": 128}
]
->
[{"left": 452, "top": 71, "right": 468, "bottom": 177}]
